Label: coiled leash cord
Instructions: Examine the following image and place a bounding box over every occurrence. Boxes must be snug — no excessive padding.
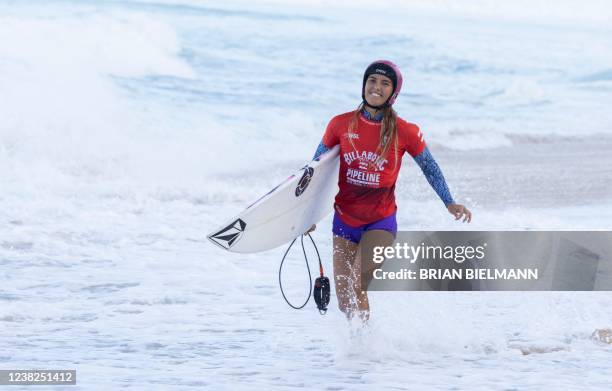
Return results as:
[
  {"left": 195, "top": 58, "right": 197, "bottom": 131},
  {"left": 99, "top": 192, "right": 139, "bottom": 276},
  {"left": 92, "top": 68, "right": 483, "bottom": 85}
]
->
[{"left": 278, "top": 233, "right": 330, "bottom": 315}]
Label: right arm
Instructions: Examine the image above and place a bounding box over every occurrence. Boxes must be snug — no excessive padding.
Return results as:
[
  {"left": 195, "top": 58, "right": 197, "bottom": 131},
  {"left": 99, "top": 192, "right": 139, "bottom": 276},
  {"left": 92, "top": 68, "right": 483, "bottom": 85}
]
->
[
  {"left": 305, "top": 118, "right": 339, "bottom": 234},
  {"left": 305, "top": 140, "right": 331, "bottom": 234},
  {"left": 312, "top": 140, "right": 331, "bottom": 161}
]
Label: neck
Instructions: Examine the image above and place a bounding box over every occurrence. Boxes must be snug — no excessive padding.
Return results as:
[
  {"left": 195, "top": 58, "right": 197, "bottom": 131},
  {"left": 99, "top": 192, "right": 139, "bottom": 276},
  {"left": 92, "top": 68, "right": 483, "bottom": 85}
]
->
[{"left": 363, "top": 104, "right": 381, "bottom": 118}]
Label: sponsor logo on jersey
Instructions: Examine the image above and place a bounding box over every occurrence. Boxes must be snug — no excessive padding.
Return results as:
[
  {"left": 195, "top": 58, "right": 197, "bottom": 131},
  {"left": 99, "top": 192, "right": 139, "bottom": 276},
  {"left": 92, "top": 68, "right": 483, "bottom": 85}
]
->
[
  {"left": 346, "top": 168, "right": 381, "bottom": 187},
  {"left": 343, "top": 150, "right": 388, "bottom": 171}
]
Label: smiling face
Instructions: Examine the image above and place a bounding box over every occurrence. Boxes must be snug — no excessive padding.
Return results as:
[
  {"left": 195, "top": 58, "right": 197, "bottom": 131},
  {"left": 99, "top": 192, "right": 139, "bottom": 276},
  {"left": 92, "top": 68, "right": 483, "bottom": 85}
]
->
[{"left": 364, "top": 73, "right": 394, "bottom": 107}]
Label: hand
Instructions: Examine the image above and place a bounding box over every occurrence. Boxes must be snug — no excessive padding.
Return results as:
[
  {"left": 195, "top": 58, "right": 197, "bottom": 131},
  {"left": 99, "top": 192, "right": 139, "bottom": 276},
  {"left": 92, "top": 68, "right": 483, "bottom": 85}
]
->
[
  {"left": 447, "top": 204, "right": 472, "bottom": 223},
  {"left": 304, "top": 224, "right": 316, "bottom": 235}
]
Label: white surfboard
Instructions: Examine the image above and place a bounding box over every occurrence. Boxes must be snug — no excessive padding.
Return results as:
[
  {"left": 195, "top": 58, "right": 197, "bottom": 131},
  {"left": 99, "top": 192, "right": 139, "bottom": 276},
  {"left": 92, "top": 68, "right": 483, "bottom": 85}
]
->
[{"left": 207, "top": 146, "right": 340, "bottom": 253}]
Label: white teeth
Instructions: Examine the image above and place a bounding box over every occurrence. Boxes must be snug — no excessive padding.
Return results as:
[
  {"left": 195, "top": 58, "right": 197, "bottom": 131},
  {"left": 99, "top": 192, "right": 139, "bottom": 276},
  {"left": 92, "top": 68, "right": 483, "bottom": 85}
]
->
[{"left": 370, "top": 92, "right": 382, "bottom": 97}]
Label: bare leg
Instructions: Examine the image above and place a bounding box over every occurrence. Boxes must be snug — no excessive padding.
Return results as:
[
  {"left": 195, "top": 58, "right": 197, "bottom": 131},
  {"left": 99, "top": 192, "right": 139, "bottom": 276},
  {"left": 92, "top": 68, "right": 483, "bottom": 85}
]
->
[
  {"left": 332, "top": 235, "right": 360, "bottom": 320},
  {"left": 355, "top": 230, "right": 396, "bottom": 320},
  {"left": 333, "top": 230, "right": 395, "bottom": 322}
]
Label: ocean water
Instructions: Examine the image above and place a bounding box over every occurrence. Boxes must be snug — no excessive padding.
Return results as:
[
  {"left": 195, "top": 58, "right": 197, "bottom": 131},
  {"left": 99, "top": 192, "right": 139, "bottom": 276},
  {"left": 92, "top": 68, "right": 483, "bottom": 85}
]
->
[{"left": 1, "top": 0, "right": 612, "bottom": 389}]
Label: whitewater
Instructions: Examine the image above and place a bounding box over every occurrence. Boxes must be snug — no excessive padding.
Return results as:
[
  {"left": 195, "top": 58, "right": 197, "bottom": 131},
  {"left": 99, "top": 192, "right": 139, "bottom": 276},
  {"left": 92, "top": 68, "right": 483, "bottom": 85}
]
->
[{"left": 1, "top": 0, "right": 612, "bottom": 389}]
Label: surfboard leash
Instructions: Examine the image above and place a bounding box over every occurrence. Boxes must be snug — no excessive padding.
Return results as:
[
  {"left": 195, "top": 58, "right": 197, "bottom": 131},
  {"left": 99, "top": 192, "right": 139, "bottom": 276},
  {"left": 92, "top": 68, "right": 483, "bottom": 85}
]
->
[{"left": 278, "top": 233, "right": 330, "bottom": 315}]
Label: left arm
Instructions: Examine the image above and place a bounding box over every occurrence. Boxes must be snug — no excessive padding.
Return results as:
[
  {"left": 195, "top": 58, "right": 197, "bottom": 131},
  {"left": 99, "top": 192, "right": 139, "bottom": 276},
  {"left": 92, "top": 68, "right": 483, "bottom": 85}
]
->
[
  {"left": 413, "top": 147, "right": 454, "bottom": 206},
  {"left": 413, "top": 147, "right": 472, "bottom": 222}
]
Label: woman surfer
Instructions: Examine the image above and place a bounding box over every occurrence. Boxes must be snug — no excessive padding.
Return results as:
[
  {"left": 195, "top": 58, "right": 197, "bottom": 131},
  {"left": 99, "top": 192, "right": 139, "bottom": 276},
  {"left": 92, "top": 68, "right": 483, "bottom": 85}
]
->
[{"left": 309, "top": 60, "right": 472, "bottom": 321}]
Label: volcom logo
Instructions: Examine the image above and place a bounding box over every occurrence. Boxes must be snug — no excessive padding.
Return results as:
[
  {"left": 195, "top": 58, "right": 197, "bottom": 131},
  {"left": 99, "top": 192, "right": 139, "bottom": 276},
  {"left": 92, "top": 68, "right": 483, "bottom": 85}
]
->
[
  {"left": 208, "top": 218, "right": 246, "bottom": 250},
  {"left": 295, "top": 167, "right": 314, "bottom": 197}
]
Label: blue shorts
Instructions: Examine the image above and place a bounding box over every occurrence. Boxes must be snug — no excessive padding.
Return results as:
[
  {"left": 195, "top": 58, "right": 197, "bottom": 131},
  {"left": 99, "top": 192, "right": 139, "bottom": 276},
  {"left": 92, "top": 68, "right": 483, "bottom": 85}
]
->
[{"left": 332, "top": 211, "right": 397, "bottom": 244}]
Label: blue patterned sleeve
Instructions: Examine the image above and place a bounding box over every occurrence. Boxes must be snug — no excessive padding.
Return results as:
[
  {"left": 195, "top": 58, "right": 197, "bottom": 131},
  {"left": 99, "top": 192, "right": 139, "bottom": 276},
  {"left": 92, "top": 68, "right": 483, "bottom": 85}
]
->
[
  {"left": 413, "top": 147, "right": 455, "bottom": 206},
  {"left": 312, "top": 140, "right": 330, "bottom": 161}
]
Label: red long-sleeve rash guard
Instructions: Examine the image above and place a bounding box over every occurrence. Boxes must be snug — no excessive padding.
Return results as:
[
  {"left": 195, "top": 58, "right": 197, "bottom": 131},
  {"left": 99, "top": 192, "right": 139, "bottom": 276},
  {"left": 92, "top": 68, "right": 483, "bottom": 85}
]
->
[{"left": 322, "top": 111, "right": 426, "bottom": 227}]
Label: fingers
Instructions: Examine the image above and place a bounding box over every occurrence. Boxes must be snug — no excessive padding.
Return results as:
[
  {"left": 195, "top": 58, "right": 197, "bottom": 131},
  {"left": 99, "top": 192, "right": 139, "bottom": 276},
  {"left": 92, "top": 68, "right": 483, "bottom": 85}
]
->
[
  {"left": 452, "top": 206, "right": 462, "bottom": 220},
  {"left": 462, "top": 208, "right": 472, "bottom": 223},
  {"left": 436, "top": 204, "right": 476, "bottom": 223},
  {"left": 451, "top": 206, "right": 472, "bottom": 223},
  {"left": 304, "top": 224, "right": 316, "bottom": 235}
]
